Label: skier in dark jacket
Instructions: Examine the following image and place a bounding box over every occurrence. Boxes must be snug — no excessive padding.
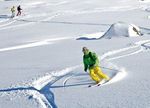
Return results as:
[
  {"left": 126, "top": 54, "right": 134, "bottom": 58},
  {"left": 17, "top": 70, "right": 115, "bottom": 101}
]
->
[
  {"left": 17, "top": 5, "right": 22, "bottom": 16},
  {"left": 82, "top": 47, "right": 110, "bottom": 84}
]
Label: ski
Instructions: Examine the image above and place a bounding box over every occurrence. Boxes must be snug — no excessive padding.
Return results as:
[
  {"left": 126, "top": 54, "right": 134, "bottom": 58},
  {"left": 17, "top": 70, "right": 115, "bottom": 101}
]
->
[
  {"left": 88, "top": 79, "right": 110, "bottom": 87},
  {"left": 88, "top": 80, "right": 105, "bottom": 87}
]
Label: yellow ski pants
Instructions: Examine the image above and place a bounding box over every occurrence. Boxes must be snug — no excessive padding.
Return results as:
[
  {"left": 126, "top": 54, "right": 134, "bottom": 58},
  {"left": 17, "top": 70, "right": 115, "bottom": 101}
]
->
[{"left": 89, "top": 66, "right": 109, "bottom": 83}]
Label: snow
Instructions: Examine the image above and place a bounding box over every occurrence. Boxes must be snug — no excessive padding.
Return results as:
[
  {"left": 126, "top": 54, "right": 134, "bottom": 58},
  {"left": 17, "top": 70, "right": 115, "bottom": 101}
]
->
[
  {"left": 0, "top": 0, "right": 150, "bottom": 108},
  {"left": 103, "top": 22, "right": 141, "bottom": 38}
]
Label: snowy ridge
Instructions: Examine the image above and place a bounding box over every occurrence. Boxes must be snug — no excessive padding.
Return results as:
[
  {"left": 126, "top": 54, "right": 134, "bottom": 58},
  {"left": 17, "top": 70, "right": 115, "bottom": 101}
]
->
[
  {"left": 0, "top": 37, "right": 71, "bottom": 52},
  {"left": 0, "top": 21, "right": 34, "bottom": 30}
]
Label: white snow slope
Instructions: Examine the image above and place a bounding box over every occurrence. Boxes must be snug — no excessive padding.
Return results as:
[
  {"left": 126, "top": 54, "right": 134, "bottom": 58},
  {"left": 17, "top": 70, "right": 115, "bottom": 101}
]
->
[{"left": 0, "top": 0, "right": 150, "bottom": 108}]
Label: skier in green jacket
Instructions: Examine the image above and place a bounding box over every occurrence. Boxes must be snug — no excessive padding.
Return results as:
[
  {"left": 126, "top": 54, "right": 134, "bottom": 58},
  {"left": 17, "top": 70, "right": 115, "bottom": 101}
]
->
[{"left": 82, "top": 47, "right": 110, "bottom": 84}]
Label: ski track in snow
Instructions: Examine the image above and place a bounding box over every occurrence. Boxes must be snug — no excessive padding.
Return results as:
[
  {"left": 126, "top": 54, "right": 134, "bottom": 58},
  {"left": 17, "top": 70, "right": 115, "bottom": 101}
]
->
[
  {"left": 0, "top": 39, "right": 150, "bottom": 108},
  {"left": 0, "top": 19, "right": 16, "bottom": 28},
  {"left": 0, "top": 1, "right": 150, "bottom": 107},
  {"left": 0, "top": 2, "right": 140, "bottom": 31},
  {"left": 0, "top": 66, "right": 80, "bottom": 108},
  {"left": 0, "top": 11, "right": 56, "bottom": 29},
  {"left": 63, "top": 40, "right": 150, "bottom": 88},
  {"left": 0, "top": 12, "right": 62, "bottom": 30},
  {"left": 103, "top": 40, "right": 150, "bottom": 61},
  {"left": 0, "top": 10, "right": 150, "bottom": 107}
]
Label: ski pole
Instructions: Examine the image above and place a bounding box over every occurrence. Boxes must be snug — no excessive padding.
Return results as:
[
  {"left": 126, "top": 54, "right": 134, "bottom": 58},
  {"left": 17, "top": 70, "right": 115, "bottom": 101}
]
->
[{"left": 101, "top": 66, "right": 118, "bottom": 71}]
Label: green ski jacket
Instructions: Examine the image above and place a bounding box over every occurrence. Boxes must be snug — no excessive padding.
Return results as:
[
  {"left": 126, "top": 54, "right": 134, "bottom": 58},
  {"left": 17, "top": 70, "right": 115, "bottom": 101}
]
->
[{"left": 83, "top": 51, "right": 99, "bottom": 71}]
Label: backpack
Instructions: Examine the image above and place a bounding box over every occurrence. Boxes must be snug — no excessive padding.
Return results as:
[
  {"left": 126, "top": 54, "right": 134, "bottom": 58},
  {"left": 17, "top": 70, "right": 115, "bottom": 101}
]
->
[{"left": 89, "top": 52, "right": 96, "bottom": 61}]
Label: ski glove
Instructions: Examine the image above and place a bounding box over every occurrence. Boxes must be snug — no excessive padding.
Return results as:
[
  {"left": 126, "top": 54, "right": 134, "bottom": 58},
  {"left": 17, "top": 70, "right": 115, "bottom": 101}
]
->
[{"left": 84, "top": 68, "right": 87, "bottom": 72}]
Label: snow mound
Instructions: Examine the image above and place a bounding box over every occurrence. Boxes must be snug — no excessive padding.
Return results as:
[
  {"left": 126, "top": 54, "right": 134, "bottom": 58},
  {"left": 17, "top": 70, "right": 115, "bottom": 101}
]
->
[{"left": 103, "top": 22, "right": 141, "bottom": 39}]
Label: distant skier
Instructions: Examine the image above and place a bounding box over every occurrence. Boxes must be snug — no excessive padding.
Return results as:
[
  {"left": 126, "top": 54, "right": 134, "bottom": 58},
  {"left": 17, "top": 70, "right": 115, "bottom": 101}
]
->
[
  {"left": 16, "top": 5, "right": 22, "bottom": 16},
  {"left": 82, "top": 47, "right": 110, "bottom": 84},
  {"left": 10, "top": 6, "right": 15, "bottom": 18}
]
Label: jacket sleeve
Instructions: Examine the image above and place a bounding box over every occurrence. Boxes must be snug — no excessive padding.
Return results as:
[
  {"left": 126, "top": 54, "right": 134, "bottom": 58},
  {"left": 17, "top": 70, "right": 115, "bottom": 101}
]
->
[
  {"left": 83, "top": 57, "right": 88, "bottom": 71},
  {"left": 91, "top": 52, "right": 98, "bottom": 61}
]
